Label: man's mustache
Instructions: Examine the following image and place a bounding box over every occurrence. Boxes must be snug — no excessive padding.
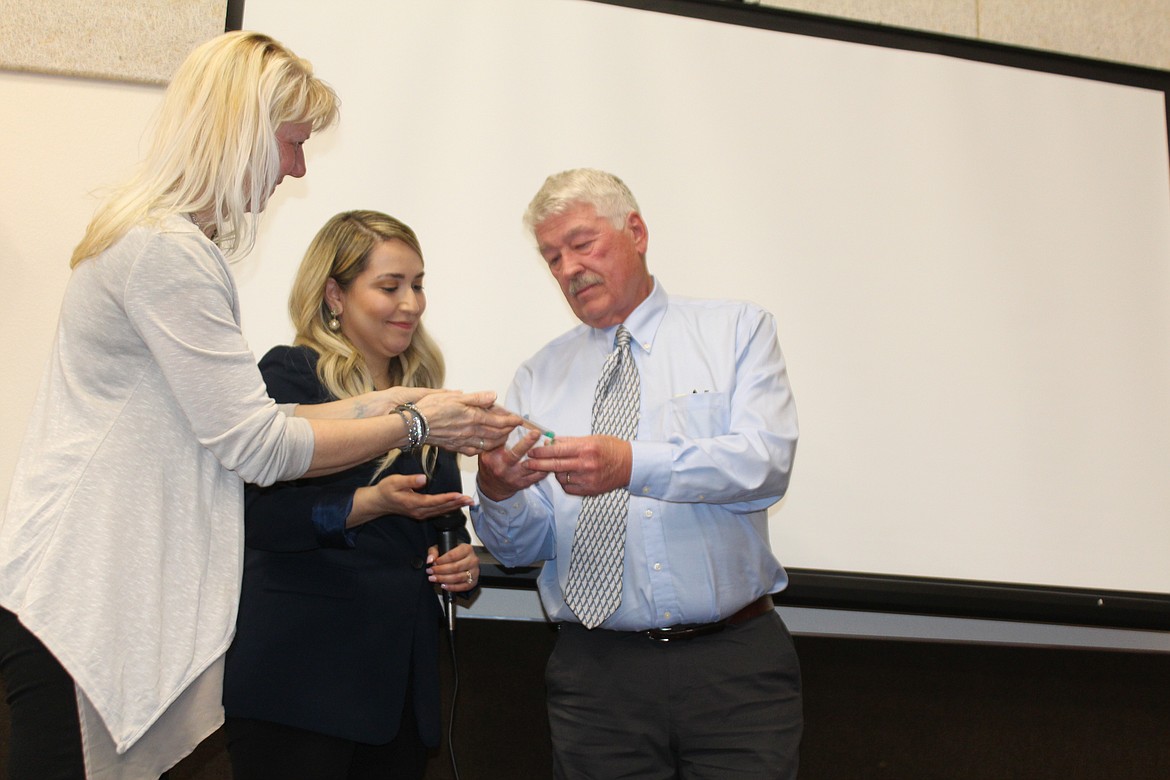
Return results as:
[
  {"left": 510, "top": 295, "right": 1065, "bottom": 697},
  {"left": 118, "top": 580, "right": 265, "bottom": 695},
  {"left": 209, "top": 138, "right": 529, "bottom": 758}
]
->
[{"left": 568, "top": 274, "right": 604, "bottom": 296}]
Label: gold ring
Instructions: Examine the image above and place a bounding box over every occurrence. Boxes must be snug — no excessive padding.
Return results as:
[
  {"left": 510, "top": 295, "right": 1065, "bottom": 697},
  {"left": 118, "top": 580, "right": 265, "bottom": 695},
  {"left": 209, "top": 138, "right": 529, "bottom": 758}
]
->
[
  {"left": 566, "top": 473, "right": 571, "bottom": 484},
  {"left": 466, "top": 571, "right": 474, "bottom": 584}
]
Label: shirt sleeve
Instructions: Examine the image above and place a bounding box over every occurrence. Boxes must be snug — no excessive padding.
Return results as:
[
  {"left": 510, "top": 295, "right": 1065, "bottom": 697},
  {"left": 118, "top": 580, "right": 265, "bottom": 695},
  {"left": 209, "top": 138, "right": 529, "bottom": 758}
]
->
[
  {"left": 470, "top": 375, "right": 559, "bottom": 567},
  {"left": 122, "top": 232, "right": 314, "bottom": 486},
  {"left": 472, "top": 487, "right": 558, "bottom": 567},
  {"left": 628, "top": 307, "right": 798, "bottom": 512}
]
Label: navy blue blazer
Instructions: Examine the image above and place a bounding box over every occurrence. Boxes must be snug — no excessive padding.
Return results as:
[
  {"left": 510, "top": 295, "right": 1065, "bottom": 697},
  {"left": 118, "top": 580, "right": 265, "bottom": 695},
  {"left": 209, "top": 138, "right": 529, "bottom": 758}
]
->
[{"left": 223, "top": 345, "right": 459, "bottom": 746}]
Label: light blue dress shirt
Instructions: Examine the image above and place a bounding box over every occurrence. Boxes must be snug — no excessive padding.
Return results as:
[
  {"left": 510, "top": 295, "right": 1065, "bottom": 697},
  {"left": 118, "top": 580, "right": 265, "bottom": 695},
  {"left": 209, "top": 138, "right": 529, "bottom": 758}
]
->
[{"left": 472, "top": 280, "right": 798, "bottom": 630}]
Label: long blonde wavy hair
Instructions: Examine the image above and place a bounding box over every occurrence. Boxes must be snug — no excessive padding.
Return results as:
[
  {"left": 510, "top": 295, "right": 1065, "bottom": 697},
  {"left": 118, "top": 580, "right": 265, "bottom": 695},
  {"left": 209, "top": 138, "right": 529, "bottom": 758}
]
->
[
  {"left": 290, "top": 210, "right": 446, "bottom": 473},
  {"left": 71, "top": 30, "right": 339, "bottom": 267}
]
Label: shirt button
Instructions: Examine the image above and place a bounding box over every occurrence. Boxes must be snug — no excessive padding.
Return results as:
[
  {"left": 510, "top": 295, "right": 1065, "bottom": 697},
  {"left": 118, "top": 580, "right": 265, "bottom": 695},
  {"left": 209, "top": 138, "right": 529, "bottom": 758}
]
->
[
  {"left": 644, "top": 510, "right": 653, "bottom": 518},
  {"left": 663, "top": 611, "right": 672, "bottom": 619},
  {"left": 653, "top": 562, "right": 662, "bottom": 571},
  {"left": 410, "top": 556, "right": 425, "bottom": 570},
  {"left": 642, "top": 486, "right": 650, "bottom": 494},
  {"left": 697, "top": 494, "right": 705, "bottom": 500}
]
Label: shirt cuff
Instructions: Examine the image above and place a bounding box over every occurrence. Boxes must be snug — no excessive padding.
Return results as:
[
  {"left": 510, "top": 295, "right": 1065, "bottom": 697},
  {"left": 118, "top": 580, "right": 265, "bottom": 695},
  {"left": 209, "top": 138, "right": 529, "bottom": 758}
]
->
[
  {"left": 629, "top": 440, "right": 671, "bottom": 498},
  {"left": 312, "top": 489, "right": 359, "bottom": 548}
]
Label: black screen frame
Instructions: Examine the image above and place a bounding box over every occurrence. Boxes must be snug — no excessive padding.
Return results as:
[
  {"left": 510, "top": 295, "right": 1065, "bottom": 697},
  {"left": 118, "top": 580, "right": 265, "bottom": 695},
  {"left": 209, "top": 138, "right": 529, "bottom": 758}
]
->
[{"left": 593, "top": 0, "right": 1170, "bottom": 633}]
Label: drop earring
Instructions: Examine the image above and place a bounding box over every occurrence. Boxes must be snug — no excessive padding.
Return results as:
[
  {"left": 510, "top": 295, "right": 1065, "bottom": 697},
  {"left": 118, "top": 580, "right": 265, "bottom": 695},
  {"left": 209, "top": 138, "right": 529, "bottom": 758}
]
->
[{"left": 327, "top": 310, "right": 341, "bottom": 332}]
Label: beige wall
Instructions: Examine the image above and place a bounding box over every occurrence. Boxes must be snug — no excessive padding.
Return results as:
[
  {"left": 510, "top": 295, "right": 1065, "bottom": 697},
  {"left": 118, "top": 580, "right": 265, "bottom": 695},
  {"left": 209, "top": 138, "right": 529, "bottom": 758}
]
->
[
  {"left": 0, "top": 72, "right": 164, "bottom": 494},
  {"left": 0, "top": 0, "right": 226, "bottom": 84},
  {"left": 762, "top": 0, "right": 1170, "bottom": 71},
  {"left": 1, "top": 0, "right": 1168, "bottom": 502}
]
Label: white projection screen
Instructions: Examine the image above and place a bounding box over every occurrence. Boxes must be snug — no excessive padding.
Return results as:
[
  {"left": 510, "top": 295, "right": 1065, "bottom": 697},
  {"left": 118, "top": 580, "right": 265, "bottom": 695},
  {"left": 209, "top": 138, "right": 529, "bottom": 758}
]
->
[{"left": 238, "top": 0, "right": 1170, "bottom": 629}]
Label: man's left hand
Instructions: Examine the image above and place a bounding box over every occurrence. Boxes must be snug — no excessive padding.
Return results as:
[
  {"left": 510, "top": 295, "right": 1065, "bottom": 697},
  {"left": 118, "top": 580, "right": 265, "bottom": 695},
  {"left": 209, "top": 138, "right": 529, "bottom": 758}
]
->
[{"left": 524, "top": 435, "right": 632, "bottom": 496}]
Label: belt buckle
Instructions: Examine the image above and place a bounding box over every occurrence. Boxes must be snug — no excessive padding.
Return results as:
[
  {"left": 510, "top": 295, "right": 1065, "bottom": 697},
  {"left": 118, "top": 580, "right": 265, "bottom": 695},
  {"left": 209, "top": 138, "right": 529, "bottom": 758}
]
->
[
  {"left": 645, "top": 622, "right": 725, "bottom": 643},
  {"left": 646, "top": 625, "right": 684, "bottom": 643}
]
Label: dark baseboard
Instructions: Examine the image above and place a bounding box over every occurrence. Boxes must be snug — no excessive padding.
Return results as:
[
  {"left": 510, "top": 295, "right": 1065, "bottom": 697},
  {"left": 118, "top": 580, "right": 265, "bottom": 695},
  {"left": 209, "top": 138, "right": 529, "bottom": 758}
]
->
[{"left": 6, "top": 619, "right": 1168, "bottom": 779}]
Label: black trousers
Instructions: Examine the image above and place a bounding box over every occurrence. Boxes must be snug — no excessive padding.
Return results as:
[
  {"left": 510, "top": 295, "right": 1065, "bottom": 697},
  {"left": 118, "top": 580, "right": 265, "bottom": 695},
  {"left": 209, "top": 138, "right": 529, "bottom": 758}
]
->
[
  {"left": 0, "top": 607, "right": 87, "bottom": 780},
  {"left": 225, "top": 697, "right": 427, "bottom": 780},
  {"left": 546, "top": 609, "right": 803, "bottom": 780}
]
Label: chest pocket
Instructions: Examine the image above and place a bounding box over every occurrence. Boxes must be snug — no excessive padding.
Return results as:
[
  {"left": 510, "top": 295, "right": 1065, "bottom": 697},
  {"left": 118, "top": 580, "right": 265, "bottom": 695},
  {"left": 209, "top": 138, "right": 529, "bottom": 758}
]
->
[{"left": 665, "top": 391, "right": 730, "bottom": 440}]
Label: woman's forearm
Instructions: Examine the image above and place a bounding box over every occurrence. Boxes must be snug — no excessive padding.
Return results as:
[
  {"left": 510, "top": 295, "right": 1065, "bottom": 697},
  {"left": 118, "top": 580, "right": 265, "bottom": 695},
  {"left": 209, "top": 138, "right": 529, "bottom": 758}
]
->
[
  {"left": 300, "top": 390, "right": 520, "bottom": 477},
  {"left": 293, "top": 389, "right": 423, "bottom": 420},
  {"left": 302, "top": 415, "right": 408, "bottom": 476}
]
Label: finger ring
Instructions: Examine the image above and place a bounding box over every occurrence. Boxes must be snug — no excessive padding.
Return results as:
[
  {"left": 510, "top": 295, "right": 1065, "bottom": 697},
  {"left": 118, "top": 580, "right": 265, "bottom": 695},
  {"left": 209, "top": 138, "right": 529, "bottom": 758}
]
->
[
  {"left": 478, "top": 438, "right": 485, "bottom": 451},
  {"left": 566, "top": 473, "right": 571, "bottom": 484},
  {"left": 466, "top": 571, "right": 474, "bottom": 584}
]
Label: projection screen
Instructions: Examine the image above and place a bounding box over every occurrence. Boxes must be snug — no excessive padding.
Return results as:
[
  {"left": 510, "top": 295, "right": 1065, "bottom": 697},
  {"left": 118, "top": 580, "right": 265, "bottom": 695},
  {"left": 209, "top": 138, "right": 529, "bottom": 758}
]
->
[{"left": 237, "top": 0, "right": 1170, "bottom": 630}]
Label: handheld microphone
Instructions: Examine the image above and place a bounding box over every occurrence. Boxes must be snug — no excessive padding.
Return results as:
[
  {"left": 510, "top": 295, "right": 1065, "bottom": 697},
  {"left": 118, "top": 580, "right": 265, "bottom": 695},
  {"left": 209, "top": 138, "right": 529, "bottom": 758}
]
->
[{"left": 432, "top": 510, "right": 467, "bottom": 633}]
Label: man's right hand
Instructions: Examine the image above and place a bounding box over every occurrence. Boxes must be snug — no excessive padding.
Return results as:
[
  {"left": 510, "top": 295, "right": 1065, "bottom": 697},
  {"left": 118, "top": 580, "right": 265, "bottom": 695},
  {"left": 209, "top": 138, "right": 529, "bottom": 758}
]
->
[{"left": 477, "top": 428, "right": 546, "bottom": 502}]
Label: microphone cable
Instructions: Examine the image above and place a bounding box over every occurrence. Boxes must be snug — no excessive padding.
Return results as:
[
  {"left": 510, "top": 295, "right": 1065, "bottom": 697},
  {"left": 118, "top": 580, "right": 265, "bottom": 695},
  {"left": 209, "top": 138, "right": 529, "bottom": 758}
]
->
[
  {"left": 432, "top": 509, "right": 467, "bottom": 780},
  {"left": 444, "top": 618, "right": 462, "bottom": 780}
]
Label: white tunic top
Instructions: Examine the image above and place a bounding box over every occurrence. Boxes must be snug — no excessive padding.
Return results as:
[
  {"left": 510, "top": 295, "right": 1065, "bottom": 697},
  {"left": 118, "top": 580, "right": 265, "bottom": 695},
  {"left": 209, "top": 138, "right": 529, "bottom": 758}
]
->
[{"left": 0, "top": 215, "right": 315, "bottom": 778}]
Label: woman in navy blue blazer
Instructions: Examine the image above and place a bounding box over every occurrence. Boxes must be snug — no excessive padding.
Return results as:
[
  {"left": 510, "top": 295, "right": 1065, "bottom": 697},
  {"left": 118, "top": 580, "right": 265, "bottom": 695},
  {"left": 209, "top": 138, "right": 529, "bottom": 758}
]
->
[{"left": 223, "top": 210, "right": 482, "bottom": 779}]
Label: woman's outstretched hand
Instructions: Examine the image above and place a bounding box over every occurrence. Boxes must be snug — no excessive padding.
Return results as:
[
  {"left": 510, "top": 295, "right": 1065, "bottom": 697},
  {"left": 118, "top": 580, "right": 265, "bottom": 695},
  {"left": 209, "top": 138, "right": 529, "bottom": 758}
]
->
[
  {"left": 417, "top": 391, "right": 521, "bottom": 455},
  {"left": 348, "top": 472, "right": 473, "bottom": 528}
]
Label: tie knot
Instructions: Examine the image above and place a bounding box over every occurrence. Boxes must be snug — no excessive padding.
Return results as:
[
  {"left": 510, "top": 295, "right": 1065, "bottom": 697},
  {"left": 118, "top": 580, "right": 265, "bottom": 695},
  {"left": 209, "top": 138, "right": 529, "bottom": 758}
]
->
[{"left": 615, "top": 325, "right": 631, "bottom": 350}]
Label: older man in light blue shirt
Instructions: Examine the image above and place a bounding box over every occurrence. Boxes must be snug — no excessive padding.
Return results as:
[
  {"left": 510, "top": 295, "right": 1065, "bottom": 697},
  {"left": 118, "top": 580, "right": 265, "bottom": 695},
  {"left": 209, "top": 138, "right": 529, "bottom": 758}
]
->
[{"left": 474, "top": 168, "right": 801, "bottom": 780}]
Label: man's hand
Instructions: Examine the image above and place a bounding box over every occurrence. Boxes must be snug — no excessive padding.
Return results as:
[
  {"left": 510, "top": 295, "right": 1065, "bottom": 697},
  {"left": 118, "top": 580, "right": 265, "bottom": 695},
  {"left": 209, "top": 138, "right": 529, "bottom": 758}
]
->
[
  {"left": 477, "top": 429, "right": 547, "bottom": 502},
  {"left": 524, "top": 435, "right": 632, "bottom": 496}
]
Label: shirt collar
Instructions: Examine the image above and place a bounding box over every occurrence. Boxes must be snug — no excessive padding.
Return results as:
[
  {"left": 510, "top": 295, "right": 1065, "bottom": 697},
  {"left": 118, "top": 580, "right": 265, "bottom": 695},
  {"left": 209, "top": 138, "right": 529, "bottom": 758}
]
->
[{"left": 592, "top": 277, "right": 667, "bottom": 356}]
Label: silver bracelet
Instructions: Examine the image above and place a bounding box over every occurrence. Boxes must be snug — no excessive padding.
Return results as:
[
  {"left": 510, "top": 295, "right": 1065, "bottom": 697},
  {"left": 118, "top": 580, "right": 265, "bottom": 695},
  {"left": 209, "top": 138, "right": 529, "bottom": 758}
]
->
[
  {"left": 394, "top": 406, "right": 420, "bottom": 451},
  {"left": 395, "top": 403, "right": 428, "bottom": 451},
  {"left": 408, "top": 402, "right": 429, "bottom": 446}
]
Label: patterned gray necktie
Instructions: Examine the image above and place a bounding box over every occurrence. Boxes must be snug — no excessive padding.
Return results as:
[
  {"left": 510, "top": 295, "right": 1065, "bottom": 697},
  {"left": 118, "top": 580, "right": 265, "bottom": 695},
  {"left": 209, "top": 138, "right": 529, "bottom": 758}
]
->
[{"left": 563, "top": 325, "right": 640, "bottom": 628}]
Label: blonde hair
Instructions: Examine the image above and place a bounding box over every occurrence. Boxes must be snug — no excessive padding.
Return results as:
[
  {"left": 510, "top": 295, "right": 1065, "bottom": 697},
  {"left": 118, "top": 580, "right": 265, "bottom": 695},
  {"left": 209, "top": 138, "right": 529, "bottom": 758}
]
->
[
  {"left": 290, "top": 210, "right": 446, "bottom": 475},
  {"left": 71, "top": 30, "right": 339, "bottom": 267}
]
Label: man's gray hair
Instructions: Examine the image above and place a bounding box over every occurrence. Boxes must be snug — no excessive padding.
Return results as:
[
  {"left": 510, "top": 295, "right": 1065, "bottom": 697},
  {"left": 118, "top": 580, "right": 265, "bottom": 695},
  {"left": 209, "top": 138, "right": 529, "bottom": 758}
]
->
[{"left": 523, "top": 168, "right": 641, "bottom": 237}]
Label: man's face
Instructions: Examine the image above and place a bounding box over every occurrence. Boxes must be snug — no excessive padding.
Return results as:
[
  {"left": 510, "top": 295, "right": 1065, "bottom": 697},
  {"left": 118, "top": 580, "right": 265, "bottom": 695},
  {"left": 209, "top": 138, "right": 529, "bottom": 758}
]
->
[{"left": 535, "top": 203, "right": 652, "bottom": 329}]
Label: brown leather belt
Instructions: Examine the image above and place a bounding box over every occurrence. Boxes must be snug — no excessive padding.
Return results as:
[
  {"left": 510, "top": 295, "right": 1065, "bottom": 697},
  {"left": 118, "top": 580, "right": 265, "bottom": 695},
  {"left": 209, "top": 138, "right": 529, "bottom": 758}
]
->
[{"left": 643, "top": 594, "right": 774, "bottom": 643}]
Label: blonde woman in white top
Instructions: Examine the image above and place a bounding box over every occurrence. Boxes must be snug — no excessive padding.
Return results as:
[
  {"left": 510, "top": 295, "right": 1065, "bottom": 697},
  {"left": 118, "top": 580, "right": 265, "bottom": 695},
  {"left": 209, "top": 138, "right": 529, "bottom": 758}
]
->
[{"left": 0, "top": 31, "right": 517, "bottom": 780}]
